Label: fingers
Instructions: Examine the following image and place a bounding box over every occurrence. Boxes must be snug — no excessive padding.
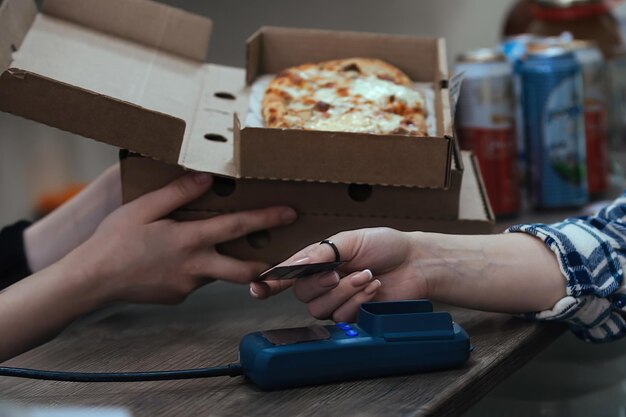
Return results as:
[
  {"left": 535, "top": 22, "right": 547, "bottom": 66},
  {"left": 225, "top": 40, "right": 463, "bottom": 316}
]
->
[
  {"left": 306, "top": 270, "right": 378, "bottom": 320},
  {"left": 292, "top": 271, "right": 342, "bottom": 303},
  {"left": 279, "top": 241, "right": 341, "bottom": 266},
  {"left": 249, "top": 267, "right": 341, "bottom": 301},
  {"left": 276, "top": 230, "right": 366, "bottom": 273},
  {"left": 125, "top": 172, "right": 213, "bottom": 223},
  {"left": 189, "top": 253, "right": 268, "bottom": 285},
  {"left": 331, "top": 280, "right": 381, "bottom": 323},
  {"left": 249, "top": 279, "right": 294, "bottom": 300},
  {"left": 183, "top": 206, "right": 297, "bottom": 245}
]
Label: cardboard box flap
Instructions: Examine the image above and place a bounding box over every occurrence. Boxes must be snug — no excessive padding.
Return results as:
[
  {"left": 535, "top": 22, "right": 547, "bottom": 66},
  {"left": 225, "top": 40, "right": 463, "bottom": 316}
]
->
[
  {"left": 246, "top": 26, "right": 446, "bottom": 85},
  {"left": 438, "top": 40, "right": 454, "bottom": 141},
  {"left": 0, "top": 68, "right": 186, "bottom": 164},
  {"left": 0, "top": 0, "right": 37, "bottom": 72},
  {"left": 178, "top": 64, "right": 248, "bottom": 177},
  {"left": 42, "top": 0, "right": 212, "bottom": 63},
  {"left": 236, "top": 128, "right": 452, "bottom": 186},
  {"left": 0, "top": 11, "right": 224, "bottom": 169},
  {"left": 466, "top": 153, "right": 495, "bottom": 222}
]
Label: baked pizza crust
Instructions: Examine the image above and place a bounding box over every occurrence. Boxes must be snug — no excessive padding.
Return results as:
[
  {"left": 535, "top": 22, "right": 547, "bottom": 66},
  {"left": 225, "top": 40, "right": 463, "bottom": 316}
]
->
[{"left": 261, "top": 57, "right": 427, "bottom": 136}]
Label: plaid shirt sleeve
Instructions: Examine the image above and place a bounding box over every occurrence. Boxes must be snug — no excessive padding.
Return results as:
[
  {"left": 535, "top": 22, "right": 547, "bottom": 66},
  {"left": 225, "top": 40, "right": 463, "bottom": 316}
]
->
[{"left": 506, "top": 192, "right": 626, "bottom": 343}]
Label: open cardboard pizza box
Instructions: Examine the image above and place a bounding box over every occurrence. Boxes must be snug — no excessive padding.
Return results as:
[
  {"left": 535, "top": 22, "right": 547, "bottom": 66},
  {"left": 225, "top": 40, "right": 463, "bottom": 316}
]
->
[
  {"left": 0, "top": 0, "right": 494, "bottom": 263},
  {"left": 0, "top": 0, "right": 455, "bottom": 189}
]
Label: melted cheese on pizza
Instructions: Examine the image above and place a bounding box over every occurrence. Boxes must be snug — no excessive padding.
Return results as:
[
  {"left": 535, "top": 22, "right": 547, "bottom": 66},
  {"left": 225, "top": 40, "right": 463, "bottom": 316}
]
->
[{"left": 262, "top": 58, "right": 427, "bottom": 136}]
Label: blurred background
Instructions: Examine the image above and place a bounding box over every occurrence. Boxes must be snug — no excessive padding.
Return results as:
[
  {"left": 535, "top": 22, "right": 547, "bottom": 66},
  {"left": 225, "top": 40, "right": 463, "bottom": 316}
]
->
[{"left": 5, "top": 1, "right": 626, "bottom": 416}]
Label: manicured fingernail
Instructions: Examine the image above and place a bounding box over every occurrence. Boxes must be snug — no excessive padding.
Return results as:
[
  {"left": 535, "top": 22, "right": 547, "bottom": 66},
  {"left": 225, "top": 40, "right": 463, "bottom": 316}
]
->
[
  {"left": 193, "top": 172, "right": 211, "bottom": 184},
  {"left": 249, "top": 286, "right": 260, "bottom": 298},
  {"left": 292, "top": 257, "right": 310, "bottom": 265},
  {"left": 281, "top": 208, "right": 297, "bottom": 223},
  {"left": 364, "top": 279, "right": 381, "bottom": 295},
  {"left": 318, "top": 271, "right": 340, "bottom": 287},
  {"left": 350, "top": 269, "right": 373, "bottom": 286}
]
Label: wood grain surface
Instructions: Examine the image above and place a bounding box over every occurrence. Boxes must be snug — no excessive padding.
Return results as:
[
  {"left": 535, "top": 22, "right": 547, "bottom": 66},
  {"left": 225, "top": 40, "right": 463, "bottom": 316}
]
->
[{"left": 0, "top": 281, "right": 564, "bottom": 417}]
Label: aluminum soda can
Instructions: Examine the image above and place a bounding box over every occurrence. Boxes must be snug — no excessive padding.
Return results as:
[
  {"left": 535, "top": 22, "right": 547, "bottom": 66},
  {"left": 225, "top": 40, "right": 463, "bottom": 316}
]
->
[
  {"left": 455, "top": 48, "right": 520, "bottom": 217},
  {"left": 528, "top": 39, "right": 609, "bottom": 197},
  {"left": 568, "top": 40, "right": 609, "bottom": 197},
  {"left": 501, "top": 34, "right": 540, "bottom": 63},
  {"left": 517, "top": 46, "right": 588, "bottom": 208},
  {"left": 502, "top": 34, "right": 540, "bottom": 179},
  {"left": 607, "top": 53, "right": 626, "bottom": 148}
]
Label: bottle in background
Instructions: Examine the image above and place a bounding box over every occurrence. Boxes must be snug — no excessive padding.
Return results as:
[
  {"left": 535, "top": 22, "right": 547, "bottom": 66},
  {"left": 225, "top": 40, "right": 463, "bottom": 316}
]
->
[{"left": 502, "top": 0, "right": 534, "bottom": 37}]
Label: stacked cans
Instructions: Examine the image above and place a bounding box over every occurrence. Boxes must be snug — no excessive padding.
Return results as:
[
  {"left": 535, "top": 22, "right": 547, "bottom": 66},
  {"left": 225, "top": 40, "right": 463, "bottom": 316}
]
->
[
  {"left": 455, "top": 35, "right": 609, "bottom": 213},
  {"left": 455, "top": 49, "right": 520, "bottom": 217}
]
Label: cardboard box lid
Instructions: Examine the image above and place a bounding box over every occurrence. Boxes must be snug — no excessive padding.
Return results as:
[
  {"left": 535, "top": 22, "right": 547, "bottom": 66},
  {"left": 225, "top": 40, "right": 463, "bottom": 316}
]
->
[
  {"left": 0, "top": 0, "right": 217, "bottom": 166},
  {"left": 0, "top": 0, "right": 457, "bottom": 188}
]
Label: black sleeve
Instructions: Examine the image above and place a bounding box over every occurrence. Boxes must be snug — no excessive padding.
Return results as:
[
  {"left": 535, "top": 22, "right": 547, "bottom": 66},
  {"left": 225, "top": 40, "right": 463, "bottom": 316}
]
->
[{"left": 0, "top": 220, "right": 33, "bottom": 290}]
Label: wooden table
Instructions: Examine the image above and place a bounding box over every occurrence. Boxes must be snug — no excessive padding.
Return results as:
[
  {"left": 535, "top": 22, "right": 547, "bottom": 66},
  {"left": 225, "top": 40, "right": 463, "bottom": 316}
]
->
[{"left": 0, "top": 281, "right": 564, "bottom": 417}]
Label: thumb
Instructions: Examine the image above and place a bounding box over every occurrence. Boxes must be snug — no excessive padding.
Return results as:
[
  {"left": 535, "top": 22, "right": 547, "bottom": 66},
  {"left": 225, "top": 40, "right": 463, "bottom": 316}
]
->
[{"left": 125, "top": 172, "right": 213, "bottom": 223}]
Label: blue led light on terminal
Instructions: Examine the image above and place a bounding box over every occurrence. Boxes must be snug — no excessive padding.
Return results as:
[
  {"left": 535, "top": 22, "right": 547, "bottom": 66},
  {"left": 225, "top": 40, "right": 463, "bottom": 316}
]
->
[{"left": 345, "top": 329, "right": 359, "bottom": 337}]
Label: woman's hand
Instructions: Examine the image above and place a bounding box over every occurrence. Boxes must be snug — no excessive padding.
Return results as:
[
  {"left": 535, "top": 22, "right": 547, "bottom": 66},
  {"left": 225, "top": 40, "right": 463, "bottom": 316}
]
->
[
  {"left": 0, "top": 171, "right": 296, "bottom": 361},
  {"left": 65, "top": 171, "right": 297, "bottom": 305},
  {"left": 250, "top": 228, "right": 567, "bottom": 323},
  {"left": 250, "top": 228, "right": 431, "bottom": 322}
]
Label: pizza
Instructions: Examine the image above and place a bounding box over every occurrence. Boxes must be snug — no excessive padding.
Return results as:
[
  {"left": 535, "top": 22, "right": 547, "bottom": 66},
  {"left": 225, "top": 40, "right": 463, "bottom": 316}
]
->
[{"left": 261, "top": 58, "right": 427, "bottom": 136}]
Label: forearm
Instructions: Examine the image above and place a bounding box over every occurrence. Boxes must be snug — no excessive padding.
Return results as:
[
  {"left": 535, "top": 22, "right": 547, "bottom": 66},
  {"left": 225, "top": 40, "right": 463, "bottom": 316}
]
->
[
  {"left": 24, "top": 164, "right": 121, "bottom": 272},
  {"left": 417, "top": 232, "right": 566, "bottom": 313},
  {"left": 0, "top": 258, "right": 104, "bottom": 362}
]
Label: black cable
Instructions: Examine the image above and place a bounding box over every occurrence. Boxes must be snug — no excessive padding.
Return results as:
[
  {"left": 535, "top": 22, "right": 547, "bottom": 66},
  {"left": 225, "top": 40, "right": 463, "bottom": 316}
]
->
[{"left": 0, "top": 363, "right": 244, "bottom": 382}]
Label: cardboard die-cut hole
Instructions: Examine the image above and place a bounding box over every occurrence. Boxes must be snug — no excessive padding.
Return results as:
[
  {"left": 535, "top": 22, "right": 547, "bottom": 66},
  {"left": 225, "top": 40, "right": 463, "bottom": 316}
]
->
[
  {"left": 204, "top": 133, "right": 228, "bottom": 142},
  {"left": 247, "top": 230, "right": 271, "bottom": 249},
  {"left": 348, "top": 184, "right": 373, "bottom": 202},
  {"left": 214, "top": 92, "right": 236, "bottom": 100},
  {"left": 212, "top": 176, "right": 237, "bottom": 197}
]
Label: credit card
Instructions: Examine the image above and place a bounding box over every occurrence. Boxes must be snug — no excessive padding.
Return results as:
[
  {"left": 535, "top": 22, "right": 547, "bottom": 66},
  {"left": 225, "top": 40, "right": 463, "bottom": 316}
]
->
[{"left": 256, "top": 261, "right": 344, "bottom": 281}]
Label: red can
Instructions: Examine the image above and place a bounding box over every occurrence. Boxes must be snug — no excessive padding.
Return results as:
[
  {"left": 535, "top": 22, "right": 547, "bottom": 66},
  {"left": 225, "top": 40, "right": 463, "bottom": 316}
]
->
[{"left": 455, "top": 49, "right": 520, "bottom": 217}]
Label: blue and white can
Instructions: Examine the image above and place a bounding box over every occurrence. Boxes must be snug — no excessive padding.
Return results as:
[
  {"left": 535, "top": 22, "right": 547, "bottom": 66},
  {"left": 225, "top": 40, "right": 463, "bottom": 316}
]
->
[{"left": 517, "top": 46, "right": 588, "bottom": 208}]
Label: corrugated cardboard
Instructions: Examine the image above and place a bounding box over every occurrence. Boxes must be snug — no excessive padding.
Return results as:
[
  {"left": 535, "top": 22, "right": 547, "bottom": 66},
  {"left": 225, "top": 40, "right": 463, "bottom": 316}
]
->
[
  {"left": 0, "top": 0, "right": 36, "bottom": 72},
  {"left": 0, "top": 0, "right": 211, "bottom": 165},
  {"left": 0, "top": 0, "right": 494, "bottom": 265},
  {"left": 0, "top": 0, "right": 456, "bottom": 189},
  {"left": 42, "top": 0, "right": 213, "bottom": 62},
  {"left": 121, "top": 152, "right": 464, "bottom": 221},
  {"left": 120, "top": 152, "right": 490, "bottom": 264}
]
